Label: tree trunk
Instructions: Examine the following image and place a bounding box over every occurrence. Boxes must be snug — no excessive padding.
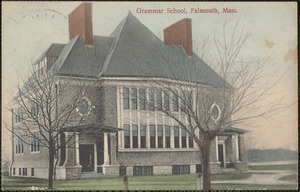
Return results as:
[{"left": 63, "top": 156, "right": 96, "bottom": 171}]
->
[
  {"left": 48, "top": 148, "right": 55, "bottom": 189},
  {"left": 201, "top": 141, "right": 211, "bottom": 190}
]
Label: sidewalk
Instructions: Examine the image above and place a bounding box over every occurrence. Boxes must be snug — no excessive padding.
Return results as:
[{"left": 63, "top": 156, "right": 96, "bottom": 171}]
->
[{"left": 212, "top": 170, "right": 297, "bottom": 186}]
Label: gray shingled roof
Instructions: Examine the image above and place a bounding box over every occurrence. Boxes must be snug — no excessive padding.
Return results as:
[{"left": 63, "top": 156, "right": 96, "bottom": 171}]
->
[
  {"left": 34, "top": 43, "right": 65, "bottom": 65},
  {"left": 46, "top": 12, "right": 232, "bottom": 89}
]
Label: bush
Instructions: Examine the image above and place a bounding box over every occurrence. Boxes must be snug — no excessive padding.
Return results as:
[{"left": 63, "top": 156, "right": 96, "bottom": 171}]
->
[{"left": 2, "top": 171, "right": 9, "bottom": 176}]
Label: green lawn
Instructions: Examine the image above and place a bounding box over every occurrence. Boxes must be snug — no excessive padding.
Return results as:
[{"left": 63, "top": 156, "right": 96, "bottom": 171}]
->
[
  {"left": 1, "top": 173, "right": 297, "bottom": 191},
  {"left": 212, "top": 184, "right": 298, "bottom": 190},
  {"left": 279, "top": 174, "right": 298, "bottom": 182},
  {"left": 248, "top": 163, "right": 298, "bottom": 171},
  {"left": 211, "top": 172, "right": 252, "bottom": 180}
]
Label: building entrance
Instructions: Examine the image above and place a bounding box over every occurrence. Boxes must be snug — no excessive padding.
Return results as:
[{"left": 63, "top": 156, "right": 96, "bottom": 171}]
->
[
  {"left": 218, "top": 144, "right": 225, "bottom": 167},
  {"left": 79, "top": 144, "right": 94, "bottom": 172}
]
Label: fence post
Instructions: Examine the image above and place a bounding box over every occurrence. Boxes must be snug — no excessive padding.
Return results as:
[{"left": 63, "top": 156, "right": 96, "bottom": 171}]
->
[
  {"left": 197, "top": 173, "right": 203, "bottom": 190},
  {"left": 123, "top": 175, "right": 129, "bottom": 190}
]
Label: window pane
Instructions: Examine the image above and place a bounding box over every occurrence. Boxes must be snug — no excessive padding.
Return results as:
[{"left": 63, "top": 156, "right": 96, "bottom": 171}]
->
[
  {"left": 189, "top": 92, "right": 193, "bottom": 111},
  {"left": 140, "top": 125, "right": 146, "bottom": 148},
  {"left": 181, "top": 93, "right": 186, "bottom": 112},
  {"left": 149, "top": 90, "right": 155, "bottom": 110},
  {"left": 165, "top": 126, "right": 170, "bottom": 148},
  {"left": 174, "top": 126, "right": 179, "bottom": 137},
  {"left": 140, "top": 125, "right": 146, "bottom": 136},
  {"left": 164, "top": 92, "right": 169, "bottom": 111},
  {"left": 150, "top": 125, "right": 156, "bottom": 137},
  {"left": 165, "top": 126, "right": 170, "bottom": 137},
  {"left": 124, "top": 125, "right": 130, "bottom": 136},
  {"left": 181, "top": 129, "right": 187, "bottom": 148},
  {"left": 123, "top": 88, "right": 130, "bottom": 109},
  {"left": 132, "top": 124, "right": 138, "bottom": 148},
  {"left": 157, "top": 125, "right": 163, "bottom": 148},
  {"left": 157, "top": 92, "right": 162, "bottom": 110},
  {"left": 132, "top": 125, "right": 138, "bottom": 136},
  {"left": 189, "top": 136, "right": 194, "bottom": 148},
  {"left": 124, "top": 124, "right": 130, "bottom": 148},
  {"left": 172, "top": 165, "right": 180, "bottom": 174},
  {"left": 150, "top": 125, "right": 155, "bottom": 148},
  {"left": 157, "top": 125, "right": 163, "bottom": 136},
  {"left": 139, "top": 89, "right": 146, "bottom": 110},
  {"left": 174, "top": 126, "right": 179, "bottom": 148},
  {"left": 173, "top": 94, "right": 179, "bottom": 111},
  {"left": 131, "top": 88, "right": 137, "bottom": 109}
]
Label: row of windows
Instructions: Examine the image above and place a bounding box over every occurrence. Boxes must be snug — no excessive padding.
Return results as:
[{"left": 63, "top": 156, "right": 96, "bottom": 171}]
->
[
  {"left": 119, "top": 165, "right": 192, "bottom": 176},
  {"left": 13, "top": 168, "right": 34, "bottom": 176},
  {"left": 15, "top": 101, "right": 38, "bottom": 123},
  {"left": 16, "top": 132, "right": 41, "bottom": 154},
  {"left": 124, "top": 124, "right": 194, "bottom": 149},
  {"left": 123, "top": 88, "right": 193, "bottom": 112}
]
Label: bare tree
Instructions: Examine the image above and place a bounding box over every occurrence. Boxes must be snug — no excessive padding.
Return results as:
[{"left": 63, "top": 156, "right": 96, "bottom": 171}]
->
[
  {"left": 5, "top": 64, "right": 101, "bottom": 189},
  {"left": 133, "top": 20, "right": 287, "bottom": 190}
]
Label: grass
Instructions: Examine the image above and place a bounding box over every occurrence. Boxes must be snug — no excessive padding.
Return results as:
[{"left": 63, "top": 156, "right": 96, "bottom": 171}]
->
[
  {"left": 211, "top": 172, "right": 252, "bottom": 180},
  {"left": 212, "top": 184, "right": 298, "bottom": 190},
  {"left": 279, "top": 174, "right": 298, "bottom": 182},
  {"left": 248, "top": 163, "right": 297, "bottom": 171},
  {"left": 1, "top": 172, "right": 297, "bottom": 191}
]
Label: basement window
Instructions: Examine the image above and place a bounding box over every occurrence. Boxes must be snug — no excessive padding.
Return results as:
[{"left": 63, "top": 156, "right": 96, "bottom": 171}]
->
[
  {"left": 172, "top": 165, "right": 190, "bottom": 175},
  {"left": 133, "top": 166, "right": 153, "bottom": 176},
  {"left": 23, "top": 168, "right": 27, "bottom": 176}
]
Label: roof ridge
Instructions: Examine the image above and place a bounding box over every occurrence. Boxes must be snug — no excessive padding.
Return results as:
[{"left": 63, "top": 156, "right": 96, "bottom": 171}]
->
[
  {"left": 48, "top": 36, "right": 80, "bottom": 77},
  {"left": 98, "top": 13, "right": 130, "bottom": 77}
]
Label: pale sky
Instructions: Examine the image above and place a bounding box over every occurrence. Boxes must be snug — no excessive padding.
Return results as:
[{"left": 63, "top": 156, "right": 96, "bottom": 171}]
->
[{"left": 1, "top": 2, "right": 297, "bottom": 160}]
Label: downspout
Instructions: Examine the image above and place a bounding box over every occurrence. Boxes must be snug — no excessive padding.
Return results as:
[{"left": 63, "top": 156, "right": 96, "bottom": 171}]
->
[
  {"left": 53, "top": 83, "right": 58, "bottom": 179},
  {"left": 9, "top": 108, "right": 14, "bottom": 176}
]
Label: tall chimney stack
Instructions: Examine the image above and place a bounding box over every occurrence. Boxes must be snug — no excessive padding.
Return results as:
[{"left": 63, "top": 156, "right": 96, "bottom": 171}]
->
[
  {"left": 68, "top": 3, "right": 93, "bottom": 45},
  {"left": 164, "top": 18, "right": 193, "bottom": 56}
]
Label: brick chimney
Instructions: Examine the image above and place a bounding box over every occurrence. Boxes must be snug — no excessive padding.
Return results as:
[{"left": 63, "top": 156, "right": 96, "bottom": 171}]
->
[
  {"left": 68, "top": 3, "right": 93, "bottom": 45},
  {"left": 164, "top": 18, "right": 193, "bottom": 56}
]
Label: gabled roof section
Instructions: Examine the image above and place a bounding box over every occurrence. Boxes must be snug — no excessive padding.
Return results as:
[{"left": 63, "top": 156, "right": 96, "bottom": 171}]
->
[
  {"left": 34, "top": 43, "right": 65, "bottom": 65},
  {"left": 101, "top": 13, "right": 232, "bottom": 89},
  {"left": 46, "top": 12, "right": 231, "bottom": 89},
  {"left": 48, "top": 35, "right": 115, "bottom": 78}
]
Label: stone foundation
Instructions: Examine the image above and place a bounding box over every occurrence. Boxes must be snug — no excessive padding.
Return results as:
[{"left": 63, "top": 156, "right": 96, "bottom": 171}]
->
[
  {"left": 66, "top": 166, "right": 82, "bottom": 179},
  {"left": 153, "top": 165, "right": 172, "bottom": 175},
  {"left": 233, "top": 162, "right": 248, "bottom": 172},
  {"left": 103, "top": 165, "right": 120, "bottom": 176},
  {"left": 210, "top": 162, "right": 222, "bottom": 174}
]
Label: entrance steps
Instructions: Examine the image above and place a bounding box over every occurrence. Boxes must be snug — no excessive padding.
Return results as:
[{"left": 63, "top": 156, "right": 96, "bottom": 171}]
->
[
  {"left": 221, "top": 168, "right": 237, "bottom": 174},
  {"left": 81, "top": 172, "right": 104, "bottom": 179}
]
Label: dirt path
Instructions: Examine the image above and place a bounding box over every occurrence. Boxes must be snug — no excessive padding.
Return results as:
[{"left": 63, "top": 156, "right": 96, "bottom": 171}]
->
[{"left": 212, "top": 170, "right": 297, "bottom": 185}]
